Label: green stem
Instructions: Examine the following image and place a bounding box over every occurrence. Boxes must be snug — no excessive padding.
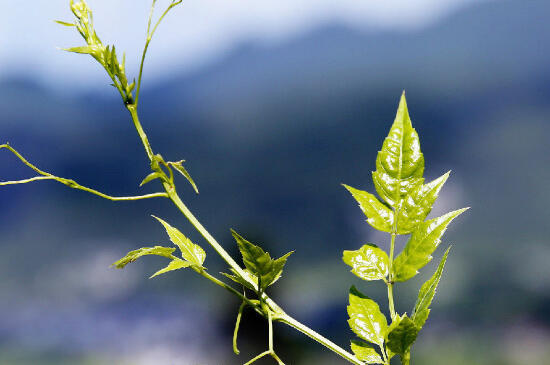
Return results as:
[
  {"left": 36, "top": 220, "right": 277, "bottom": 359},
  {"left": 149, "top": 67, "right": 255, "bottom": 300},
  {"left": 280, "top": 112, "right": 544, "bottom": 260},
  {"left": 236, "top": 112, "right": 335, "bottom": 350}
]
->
[
  {"left": 278, "top": 313, "right": 362, "bottom": 365},
  {"left": 233, "top": 300, "right": 247, "bottom": 355},
  {"left": 0, "top": 144, "right": 168, "bottom": 201},
  {"left": 387, "top": 232, "right": 397, "bottom": 320},
  {"left": 243, "top": 350, "right": 271, "bottom": 365},
  {"left": 127, "top": 105, "right": 154, "bottom": 160}
]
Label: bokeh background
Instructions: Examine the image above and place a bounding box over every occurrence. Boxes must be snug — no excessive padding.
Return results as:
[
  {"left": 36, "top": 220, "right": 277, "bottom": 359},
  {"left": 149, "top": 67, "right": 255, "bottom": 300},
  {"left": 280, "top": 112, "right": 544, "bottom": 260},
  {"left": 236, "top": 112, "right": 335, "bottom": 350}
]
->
[{"left": 1, "top": 0, "right": 549, "bottom": 364}]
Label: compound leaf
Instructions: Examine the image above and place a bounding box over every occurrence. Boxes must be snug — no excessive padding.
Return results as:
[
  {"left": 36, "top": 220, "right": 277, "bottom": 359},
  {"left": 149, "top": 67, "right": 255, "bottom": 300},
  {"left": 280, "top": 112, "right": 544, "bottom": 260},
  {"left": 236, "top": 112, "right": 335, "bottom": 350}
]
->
[
  {"left": 412, "top": 247, "right": 450, "bottom": 329},
  {"left": 350, "top": 340, "right": 383, "bottom": 364},
  {"left": 153, "top": 216, "right": 206, "bottom": 267},
  {"left": 150, "top": 258, "right": 190, "bottom": 278},
  {"left": 372, "top": 93, "right": 424, "bottom": 208},
  {"left": 347, "top": 286, "right": 388, "bottom": 348},
  {"left": 232, "top": 229, "right": 292, "bottom": 292},
  {"left": 393, "top": 208, "right": 467, "bottom": 281},
  {"left": 343, "top": 244, "right": 389, "bottom": 281},
  {"left": 343, "top": 184, "right": 393, "bottom": 233},
  {"left": 397, "top": 171, "right": 450, "bottom": 234},
  {"left": 112, "top": 246, "right": 175, "bottom": 269},
  {"left": 385, "top": 314, "right": 419, "bottom": 356}
]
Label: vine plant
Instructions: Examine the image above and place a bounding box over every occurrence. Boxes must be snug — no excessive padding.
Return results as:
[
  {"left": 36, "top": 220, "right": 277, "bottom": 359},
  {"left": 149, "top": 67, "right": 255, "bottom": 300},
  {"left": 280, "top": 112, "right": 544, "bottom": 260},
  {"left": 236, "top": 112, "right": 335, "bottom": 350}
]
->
[{"left": 1, "top": 1, "right": 467, "bottom": 364}]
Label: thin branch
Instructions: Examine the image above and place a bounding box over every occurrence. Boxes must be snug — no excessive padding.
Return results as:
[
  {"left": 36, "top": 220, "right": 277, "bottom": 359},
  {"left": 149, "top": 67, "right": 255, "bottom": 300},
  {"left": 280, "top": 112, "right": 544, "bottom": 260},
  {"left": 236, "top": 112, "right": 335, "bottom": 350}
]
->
[
  {"left": 1, "top": 144, "right": 168, "bottom": 201},
  {"left": 233, "top": 299, "right": 247, "bottom": 355},
  {"left": 135, "top": 0, "right": 182, "bottom": 106}
]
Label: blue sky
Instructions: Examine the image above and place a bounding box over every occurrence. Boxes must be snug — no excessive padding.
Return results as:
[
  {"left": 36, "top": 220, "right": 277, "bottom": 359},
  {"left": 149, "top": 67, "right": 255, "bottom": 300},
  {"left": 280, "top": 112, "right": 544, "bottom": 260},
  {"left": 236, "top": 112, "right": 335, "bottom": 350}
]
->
[{"left": 1, "top": 0, "right": 488, "bottom": 88}]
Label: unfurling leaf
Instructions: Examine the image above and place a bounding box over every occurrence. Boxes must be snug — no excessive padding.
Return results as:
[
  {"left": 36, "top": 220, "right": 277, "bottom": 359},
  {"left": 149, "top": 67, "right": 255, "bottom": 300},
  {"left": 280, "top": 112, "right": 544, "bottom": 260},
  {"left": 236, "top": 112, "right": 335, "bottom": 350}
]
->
[
  {"left": 343, "top": 184, "right": 393, "bottom": 233},
  {"left": 347, "top": 286, "right": 388, "bottom": 348},
  {"left": 343, "top": 244, "right": 389, "bottom": 281},
  {"left": 140, "top": 172, "right": 163, "bottom": 187},
  {"left": 153, "top": 216, "right": 206, "bottom": 267},
  {"left": 150, "top": 258, "right": 190, "bottom": 278},
  {"left": 350, "top": 340, "right": 383, "bottom": 364},
  {"left": 112, "top": 246, "right": 175, "bottom": 269},
  {"left": 231, "top": 229, "right": 292, "bottom": 292},
  {"left": 397, "top": 171, "right": 450, "bottom": 234},
  {"left": 393, "top": 208, "right": 467, "bottom": 281},
  {"left": 412, "top": 247, "right": 450, "bottom": 328},
  {"left": 385, "top": 314, "right": 419, "bottom": 356},
  {"left": 372, "top": 93, "right": 424, "bottom": 208},
  {"left": 168, "top": 160, "right": 199, "bottom": 194}
]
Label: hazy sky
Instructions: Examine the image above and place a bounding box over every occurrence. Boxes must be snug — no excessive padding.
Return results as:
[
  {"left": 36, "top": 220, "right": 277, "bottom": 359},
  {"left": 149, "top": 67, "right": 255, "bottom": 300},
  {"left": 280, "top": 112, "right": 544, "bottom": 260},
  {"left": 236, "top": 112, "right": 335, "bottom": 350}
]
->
[{"left": 1, "top": 0, "right": 487, "bottom": 88}]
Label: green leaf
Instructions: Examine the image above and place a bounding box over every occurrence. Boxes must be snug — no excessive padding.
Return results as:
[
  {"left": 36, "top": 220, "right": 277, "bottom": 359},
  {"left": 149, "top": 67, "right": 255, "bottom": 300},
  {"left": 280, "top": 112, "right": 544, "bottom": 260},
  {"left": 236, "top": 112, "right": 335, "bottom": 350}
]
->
[
  {"left": 55, "top": 20, "right": 75, "bottom": 27},
  {"left": 385, "top": 314, "right": 419, "bottom": 356},
  {"left": 150, "top": 258, "right": 190, "bottom": 278},
  {"left": 63, "top": 45, "right": 99, "bottom": 55},
  {"left": 343, "top": 244, "right": 389, "bottom": 281},
  {"left": 139, "top": 172, "right": 163, "bottom": 187},
  {"left": 372, "top": 93, "right": 424, "bottom": 208},
  {"left": 222, "top": 268, "right": 258, "bottom": 291},
  {"left": 350, "top": 340, "right": 383, "bottom": 364},
  {"left": 231, "top": 229, "right": 292, "bottom": 292},
  {"left": 347, "top": 287, "right": 388, "bottom": 348},
  {"left": 343, "top": 184, "right": 393, "bottom": 233},
  {"left": 153, "top": 216, "right": 206, "bottom": 267},
  {"left": 412, "top": 247, "right": 450, "bottom": 328},
  {"left": 168, "top": 160, "right": 199, "bottom": 194},
  {"left": 397, "top": 171, "right": 450, "bottom": 234},
  {"left": 393, "top": 208, "right": 467, "bottom": 281},
  {"left": 112, "top": 246, "right": 175, "bottom": 269}
]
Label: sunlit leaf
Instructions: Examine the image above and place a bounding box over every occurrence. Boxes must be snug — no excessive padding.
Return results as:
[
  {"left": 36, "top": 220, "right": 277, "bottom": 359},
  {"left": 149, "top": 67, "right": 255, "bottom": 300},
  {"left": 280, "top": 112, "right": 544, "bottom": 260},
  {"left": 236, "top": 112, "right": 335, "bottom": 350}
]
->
[
  {"left": 347, "top": 286, "right": 388, "bottom": 348},
  {"left": 343, "top": 244, "right": 389, "bottom": 281},
  {"left": 231, "top": 229, "right": 292, "bottom": 292},
  {"left": 150, "top": 258, "right": 190, "bottom": 278},
  {"left": 350, "top": 340, "right": 383, "bottom": 364},
  {"left": 385, "top": 314, "right": 419, "bottom": 356},
  {"left": 393, "top": 208, "right": 467, "bottom": 281},
  {"left": 372, "top": 93, "right": 424, "bottom": 208},
  {"left": 397, "top": 171, "right": 450, "bottom": 234},
  {"left": 153, "top": 216, "right": 206, "bottom": 267},
  {"left": 112, "top": 246, "right": 175, "bottom": 269},
  {"left": 412, "top": 247, "right": 450, "bottom": 328},
  {"left": 343, "top": 184, "right": 393, "bottom": 233}
]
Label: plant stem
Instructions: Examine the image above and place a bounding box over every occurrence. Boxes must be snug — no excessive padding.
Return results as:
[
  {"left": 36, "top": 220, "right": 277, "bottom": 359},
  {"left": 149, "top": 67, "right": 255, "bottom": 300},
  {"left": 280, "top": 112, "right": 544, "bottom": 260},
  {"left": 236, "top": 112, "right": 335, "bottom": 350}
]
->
[
  {"left": 278, "top": 313, "right": 363, "bottom": 365},
  {"left": 387, "top": 232, "right": 397, "bottom": 320}
]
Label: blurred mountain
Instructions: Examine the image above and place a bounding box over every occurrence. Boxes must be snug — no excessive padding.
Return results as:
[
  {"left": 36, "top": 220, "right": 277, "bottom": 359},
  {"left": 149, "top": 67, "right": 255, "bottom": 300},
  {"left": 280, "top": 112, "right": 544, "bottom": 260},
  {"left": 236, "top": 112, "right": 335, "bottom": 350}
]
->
[{"left": 1, "top": 0, "right": 550, "bottom": 363}]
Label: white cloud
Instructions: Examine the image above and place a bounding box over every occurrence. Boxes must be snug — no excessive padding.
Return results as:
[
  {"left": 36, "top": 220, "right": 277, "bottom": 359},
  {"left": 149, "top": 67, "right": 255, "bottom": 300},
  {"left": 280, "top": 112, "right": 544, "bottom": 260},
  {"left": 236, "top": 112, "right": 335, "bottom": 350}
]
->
[{"left": 0, "top": 0, "right": 486, "bottom": 87}]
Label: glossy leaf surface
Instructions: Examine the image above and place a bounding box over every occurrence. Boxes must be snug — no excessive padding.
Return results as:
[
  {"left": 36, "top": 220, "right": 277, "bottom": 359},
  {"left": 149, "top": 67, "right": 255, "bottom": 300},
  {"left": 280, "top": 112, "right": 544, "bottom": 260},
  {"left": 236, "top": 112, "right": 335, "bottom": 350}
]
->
[
  {"left": 350, "top": 340, "right": 383, "bottom": 364},
  {"left": 412, "top": 247, "right": 450, "bottom": 328},
  {"left": 150, "top": 258, "right": 190, "bottom": 278},
  {"left": 153, "top": 216, "right": 206, "bottom": 267},
  {"left": 112, "top": 246, "right": 175, "bottom": 269},
  {"left": 343, "top": 244, "right": 389, "bottom": 281},
  {"left": 347, "top": 286, "right": 388, "bottom": 348},
  {"left": 397, "top": 172, "right": 450, "bottom": 234},
  {"left": 393, "top": 208, "right": 467, "bottom": 281},
  {"left": 372, "top": 93, "right": 424, "bottom": 208},
  {"left": 232, "top": 230, "right": 292, "bottom": 292},
  {"left": 385, "top": 314, "right": 419, "bottom": 356},
  {"left": 343, "top": 184, "right": 393, "bottom": 233}
]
